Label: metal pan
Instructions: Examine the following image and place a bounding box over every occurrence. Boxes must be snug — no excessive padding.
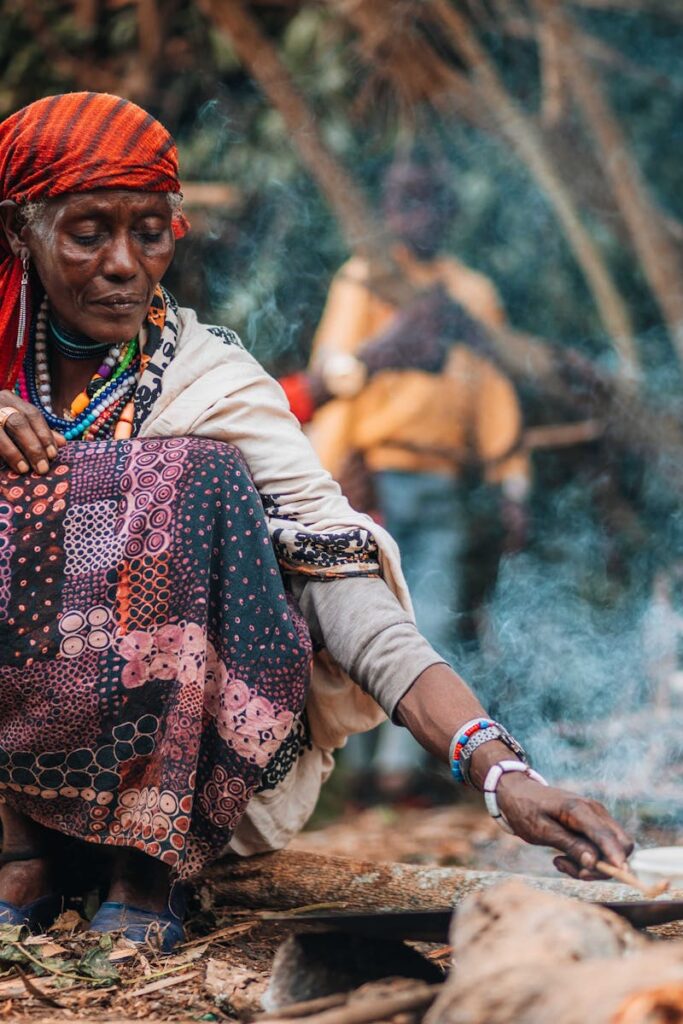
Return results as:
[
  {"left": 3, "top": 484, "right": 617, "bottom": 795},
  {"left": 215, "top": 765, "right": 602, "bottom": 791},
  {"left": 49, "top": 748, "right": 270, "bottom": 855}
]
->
[{"left": 260, "top": 901, "right": 683, "bottom": 941}]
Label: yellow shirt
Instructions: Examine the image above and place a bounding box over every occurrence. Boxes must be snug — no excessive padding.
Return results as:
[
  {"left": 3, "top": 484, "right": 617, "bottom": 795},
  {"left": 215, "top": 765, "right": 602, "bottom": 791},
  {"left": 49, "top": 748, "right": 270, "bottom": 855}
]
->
[{"left": 308, "top": 249, "right": 529, "bottom": 484}]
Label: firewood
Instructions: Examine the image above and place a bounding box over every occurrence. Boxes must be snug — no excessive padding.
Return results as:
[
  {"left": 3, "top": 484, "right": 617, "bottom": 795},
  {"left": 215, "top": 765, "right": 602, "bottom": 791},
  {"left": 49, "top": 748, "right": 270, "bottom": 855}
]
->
[
  {"left": 198, "top": 849, "right": 630, "bottom": 915},
  {"left": 426, "top": 880, "right": 683, "bottom": 1024},
  {"left": 262, "top": 983, "right": 440, "bottom": 1024}
]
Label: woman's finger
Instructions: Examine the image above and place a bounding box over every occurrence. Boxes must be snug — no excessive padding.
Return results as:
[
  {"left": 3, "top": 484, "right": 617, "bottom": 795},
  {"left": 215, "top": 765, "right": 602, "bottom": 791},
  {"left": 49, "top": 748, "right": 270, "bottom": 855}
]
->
[
  {"left": 536, "top": 815, "right": 602, "bottom": 872},
  {"left": 24, "top": 406, "right": 59, "bottom": 459},
  {"left": 556, "top": 797, "right": 633, "bottom": 868},
  {"left": 4, "top": 411, "right": 51, "bottom": 473},
  {"left": 553, "top": 855, "right": 580, "bottom": 879},
  {"left": 0, "top": 429, "right": 31, "bottom": 474}
]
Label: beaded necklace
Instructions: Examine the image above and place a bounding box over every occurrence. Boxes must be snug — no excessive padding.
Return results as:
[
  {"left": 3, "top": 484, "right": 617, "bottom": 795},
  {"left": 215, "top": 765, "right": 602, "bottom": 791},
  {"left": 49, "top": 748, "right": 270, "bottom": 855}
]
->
[{"left": 16, "top": 297, "right": 140, "bottom": 442}]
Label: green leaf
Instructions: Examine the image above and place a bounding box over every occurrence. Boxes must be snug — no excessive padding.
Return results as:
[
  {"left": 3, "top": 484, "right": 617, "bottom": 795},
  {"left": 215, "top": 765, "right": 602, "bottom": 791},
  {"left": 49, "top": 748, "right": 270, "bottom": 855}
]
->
[
  {"left": 77, "top": 947, "right": 120, "bottom": 986},
  {"left": 0, "top": 925, "right": 27, "bottom": 945}
]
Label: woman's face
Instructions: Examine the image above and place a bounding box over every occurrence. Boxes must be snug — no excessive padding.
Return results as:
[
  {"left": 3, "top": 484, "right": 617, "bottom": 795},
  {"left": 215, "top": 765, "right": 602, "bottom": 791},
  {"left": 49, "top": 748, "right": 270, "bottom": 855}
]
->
[{"left": 22, "top": 190, "right": 176, "bottom": 346}]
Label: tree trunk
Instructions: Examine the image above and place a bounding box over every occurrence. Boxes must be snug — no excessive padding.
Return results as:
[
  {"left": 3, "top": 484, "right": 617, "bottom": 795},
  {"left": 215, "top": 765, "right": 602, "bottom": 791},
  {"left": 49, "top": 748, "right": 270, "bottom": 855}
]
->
[
  {"left": 197, "top": 848, "right": 628, "bottom": 913},
  {"left": 198, "top": 0, "right": 380, "bottom": 256},
  {"left": 535, "top": 0, "right": 683, "bottom": 366}
]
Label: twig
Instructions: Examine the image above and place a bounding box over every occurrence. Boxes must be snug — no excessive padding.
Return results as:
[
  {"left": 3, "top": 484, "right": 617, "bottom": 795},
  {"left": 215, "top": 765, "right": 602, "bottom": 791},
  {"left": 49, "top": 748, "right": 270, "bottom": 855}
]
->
[
  {"left": 124, "top": 969, "right": 200, "bottom": 999},
  {"left": 123, "top": 960, "right": 203, "bottom": 987},
  {"left": 261, "top": 902, "right": 351, "bottom": 917},
  {"left": 257, "top": 994, "right": 349, "bottom": 1020},
  {"left": 258, "top": 984, "right": 441, "bottom": 1024},
  {"left": 596, "top": 860, "right": 670, "bottom": 898},
  {"left": 9, "top": 942, "right": 75, "bottom": 980},
  {"left": 182, "top": 920, "right": 256, "bottom": 948},
  {"left": 14, "top": 965, "right": 66, "bottom": 1009}
]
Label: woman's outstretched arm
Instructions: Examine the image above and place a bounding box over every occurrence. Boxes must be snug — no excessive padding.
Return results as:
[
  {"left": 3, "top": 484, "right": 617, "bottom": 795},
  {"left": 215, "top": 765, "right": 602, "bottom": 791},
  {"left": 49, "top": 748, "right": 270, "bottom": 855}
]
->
[{"left": 298, "top": 575, "right": 633, "bottom": 880}]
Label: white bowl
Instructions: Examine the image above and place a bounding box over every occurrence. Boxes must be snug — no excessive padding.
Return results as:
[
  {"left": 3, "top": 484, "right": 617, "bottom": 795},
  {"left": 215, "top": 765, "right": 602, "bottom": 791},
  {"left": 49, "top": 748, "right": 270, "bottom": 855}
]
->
[{"left": 630, "top": 847, "right": 683, "bottom": 888}]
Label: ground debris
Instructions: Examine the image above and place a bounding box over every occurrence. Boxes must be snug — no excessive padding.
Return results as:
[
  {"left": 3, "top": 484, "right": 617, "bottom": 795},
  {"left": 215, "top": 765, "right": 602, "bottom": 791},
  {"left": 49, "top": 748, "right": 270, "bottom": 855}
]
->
[{"left": 205, "top": 957, "right": 270, "bottom": 1016}]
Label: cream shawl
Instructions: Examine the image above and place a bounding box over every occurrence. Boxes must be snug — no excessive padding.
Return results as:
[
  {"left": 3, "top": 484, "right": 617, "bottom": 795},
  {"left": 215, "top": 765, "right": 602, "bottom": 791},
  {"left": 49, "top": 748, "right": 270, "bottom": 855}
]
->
[{"left": 136, "top": 304, "right": 414, "bottom": 849}]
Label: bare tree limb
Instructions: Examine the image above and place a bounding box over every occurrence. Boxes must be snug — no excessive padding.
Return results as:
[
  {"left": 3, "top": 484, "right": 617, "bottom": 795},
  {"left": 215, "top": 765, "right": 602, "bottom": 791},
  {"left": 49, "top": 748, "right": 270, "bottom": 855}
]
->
[
  {"left": 535, "top": 0, "right": 683, "bottom": 366},
  {"left": 425, "top": 0, "right": 639, "bottom": 377},
  {"left": 198, "top": 0, "right": 381, "bottom": 255}
]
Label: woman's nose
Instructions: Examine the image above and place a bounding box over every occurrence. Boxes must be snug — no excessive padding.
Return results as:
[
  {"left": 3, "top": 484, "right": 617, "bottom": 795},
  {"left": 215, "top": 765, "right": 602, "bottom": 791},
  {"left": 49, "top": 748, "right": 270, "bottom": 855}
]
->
[{"left": 102, "top": 233, "right": 138, "bottom": 281}]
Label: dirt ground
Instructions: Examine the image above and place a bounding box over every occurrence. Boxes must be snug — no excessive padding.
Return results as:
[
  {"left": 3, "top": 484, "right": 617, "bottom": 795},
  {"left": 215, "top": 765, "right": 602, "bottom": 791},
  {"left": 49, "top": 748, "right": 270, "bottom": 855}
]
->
[{"left": 2, "top": 795, "right": 680, "bottom": 1022}]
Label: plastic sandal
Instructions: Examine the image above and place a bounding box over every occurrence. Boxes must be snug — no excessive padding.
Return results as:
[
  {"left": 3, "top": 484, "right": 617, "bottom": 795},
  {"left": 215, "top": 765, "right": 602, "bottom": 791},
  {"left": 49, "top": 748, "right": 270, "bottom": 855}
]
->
[
  {"left": 0, "top": 893, "right": 63, "bottom": 929},
  {"left": 0, "top": 852, "right": 62, "bottom": 930},
  {"left": 89, "top": 885, "right": 186, "bottom": 954}
]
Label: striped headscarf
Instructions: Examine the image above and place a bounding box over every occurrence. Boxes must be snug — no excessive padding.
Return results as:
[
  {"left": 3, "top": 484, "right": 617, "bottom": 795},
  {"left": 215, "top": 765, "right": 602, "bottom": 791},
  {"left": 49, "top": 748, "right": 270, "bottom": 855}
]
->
[{"left": 0, "top": 92, "right": 189, "bottom": 388}]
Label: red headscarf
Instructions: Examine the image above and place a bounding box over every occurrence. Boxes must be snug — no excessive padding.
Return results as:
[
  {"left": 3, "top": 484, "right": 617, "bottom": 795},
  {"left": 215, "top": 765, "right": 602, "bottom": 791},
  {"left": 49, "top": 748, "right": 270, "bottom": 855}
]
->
[{"left": 0, "top": 92, "right": 189, "bottom": 388}]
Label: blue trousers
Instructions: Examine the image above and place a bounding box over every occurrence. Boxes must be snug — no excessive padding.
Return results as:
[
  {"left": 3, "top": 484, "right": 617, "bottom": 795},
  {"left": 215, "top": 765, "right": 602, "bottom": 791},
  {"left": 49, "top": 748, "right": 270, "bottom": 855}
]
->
[{"left": 346, "top": 470, "right": 464, "bottom": 774}]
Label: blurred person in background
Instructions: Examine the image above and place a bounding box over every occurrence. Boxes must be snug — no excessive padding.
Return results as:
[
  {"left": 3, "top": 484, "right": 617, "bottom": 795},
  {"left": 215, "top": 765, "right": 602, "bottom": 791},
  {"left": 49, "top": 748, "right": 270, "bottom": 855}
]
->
[{"left": 286, "top": 156, "right": 530, "bottom": 800}]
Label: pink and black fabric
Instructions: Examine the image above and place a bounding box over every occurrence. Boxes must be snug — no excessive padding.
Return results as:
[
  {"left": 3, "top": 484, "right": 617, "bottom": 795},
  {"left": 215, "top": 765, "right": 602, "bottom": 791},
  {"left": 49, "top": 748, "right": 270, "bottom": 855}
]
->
[{"left": 0, "top": 436, "right": 312, "bottom": 878}]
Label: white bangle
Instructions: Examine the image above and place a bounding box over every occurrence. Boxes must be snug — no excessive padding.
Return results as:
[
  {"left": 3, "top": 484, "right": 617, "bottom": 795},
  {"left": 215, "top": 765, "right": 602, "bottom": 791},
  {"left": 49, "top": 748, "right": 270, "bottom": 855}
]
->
[{"left": 483, "top": 759, "right": 548, "bottom": 834}]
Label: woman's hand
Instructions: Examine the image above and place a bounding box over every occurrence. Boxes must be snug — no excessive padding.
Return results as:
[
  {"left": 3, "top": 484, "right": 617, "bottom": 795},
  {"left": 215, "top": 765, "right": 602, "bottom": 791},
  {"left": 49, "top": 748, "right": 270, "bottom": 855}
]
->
[
  {"left": 394, "top": 666, "right": 633, "bottom": 881},
  {"left": 495, "top": 772, "right": 634, "bottom": 879},
  {"left": 0, "top": 391, "right": 65, "bottom": 474}
]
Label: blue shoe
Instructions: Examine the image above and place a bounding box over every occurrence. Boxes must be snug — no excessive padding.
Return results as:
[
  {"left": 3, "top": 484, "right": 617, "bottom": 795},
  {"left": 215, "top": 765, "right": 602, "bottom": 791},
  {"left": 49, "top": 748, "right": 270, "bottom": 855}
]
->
[
  {"left": 0, "top": 894, "right": 62, "bottom": 930},
  {"left": 89, "top": 886, "right": 185, "bottom": 954}
]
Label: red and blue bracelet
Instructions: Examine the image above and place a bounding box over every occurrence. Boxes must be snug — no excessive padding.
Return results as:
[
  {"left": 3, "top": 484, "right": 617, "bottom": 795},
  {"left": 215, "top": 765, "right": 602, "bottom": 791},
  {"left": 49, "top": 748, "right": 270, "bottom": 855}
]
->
[{"left": 449, "top": 718, "right": 529, "bottom": 785}]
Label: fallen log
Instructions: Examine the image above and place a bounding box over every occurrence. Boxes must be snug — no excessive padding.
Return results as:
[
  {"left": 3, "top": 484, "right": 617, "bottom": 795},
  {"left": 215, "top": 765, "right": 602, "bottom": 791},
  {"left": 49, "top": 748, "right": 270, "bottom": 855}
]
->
[
  {"left": 426, "top": 880, "right": 683, "bottom": 1024},
  {"left": 198, "top": 849, "right": 632, "bottom": 914}
]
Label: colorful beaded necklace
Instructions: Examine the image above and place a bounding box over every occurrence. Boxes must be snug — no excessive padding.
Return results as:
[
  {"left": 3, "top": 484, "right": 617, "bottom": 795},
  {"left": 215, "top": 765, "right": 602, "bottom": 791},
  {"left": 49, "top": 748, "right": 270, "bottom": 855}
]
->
[{"left": 16, "top": 297, "right": 140, "bottom": 441}]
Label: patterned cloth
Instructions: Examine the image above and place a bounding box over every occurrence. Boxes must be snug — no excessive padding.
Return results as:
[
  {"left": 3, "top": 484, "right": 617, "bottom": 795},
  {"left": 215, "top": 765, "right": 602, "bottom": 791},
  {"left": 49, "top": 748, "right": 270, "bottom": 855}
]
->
[
  {"left": 0, "top": 437, "right": 312, "bottom": 878},
  {"left": 0, "top": 92, "right": 188, "bottom": 389}
]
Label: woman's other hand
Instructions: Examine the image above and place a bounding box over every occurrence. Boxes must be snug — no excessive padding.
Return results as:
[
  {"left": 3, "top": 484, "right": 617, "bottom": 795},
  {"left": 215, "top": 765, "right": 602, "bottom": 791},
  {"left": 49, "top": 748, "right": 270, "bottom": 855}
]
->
[
  {"left": 493, "top": 771, "right": 634, "bottom": 879},
  {"left": 0, "top": 392, "right": 65, "bottom": 474}
]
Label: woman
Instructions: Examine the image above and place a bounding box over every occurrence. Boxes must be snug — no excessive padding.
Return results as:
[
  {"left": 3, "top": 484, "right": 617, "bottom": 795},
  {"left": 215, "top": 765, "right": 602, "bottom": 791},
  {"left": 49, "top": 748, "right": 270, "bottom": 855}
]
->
[{"left": 0, "top": 92, "right": 631, "bottom": 952}]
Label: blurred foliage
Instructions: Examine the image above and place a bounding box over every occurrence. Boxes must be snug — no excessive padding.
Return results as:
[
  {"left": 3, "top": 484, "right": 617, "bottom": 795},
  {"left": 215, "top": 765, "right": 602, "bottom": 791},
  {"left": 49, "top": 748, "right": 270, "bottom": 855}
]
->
[{"left": 3, "top": 2, "right": 682, "bottom": 377}]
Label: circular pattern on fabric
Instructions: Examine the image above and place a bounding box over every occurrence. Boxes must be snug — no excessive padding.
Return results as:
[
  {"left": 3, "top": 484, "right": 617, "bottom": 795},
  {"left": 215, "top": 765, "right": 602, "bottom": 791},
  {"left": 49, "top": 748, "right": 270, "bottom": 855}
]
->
[{"left": 0, "top": 436, "right": 312, "bottom": 879}]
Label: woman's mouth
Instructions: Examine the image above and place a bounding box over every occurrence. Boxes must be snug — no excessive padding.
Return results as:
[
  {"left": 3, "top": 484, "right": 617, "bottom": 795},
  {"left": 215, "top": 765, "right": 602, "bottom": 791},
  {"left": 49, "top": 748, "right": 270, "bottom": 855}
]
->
[{"left": 94, "top": 295, "right": 145, "bottom": 314}]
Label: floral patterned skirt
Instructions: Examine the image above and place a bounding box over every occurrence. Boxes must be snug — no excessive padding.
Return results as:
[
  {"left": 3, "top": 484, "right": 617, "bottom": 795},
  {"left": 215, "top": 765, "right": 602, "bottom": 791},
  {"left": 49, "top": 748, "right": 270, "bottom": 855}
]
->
[{"left": 0, "top": 437, "right": 312, "bottom": 878}]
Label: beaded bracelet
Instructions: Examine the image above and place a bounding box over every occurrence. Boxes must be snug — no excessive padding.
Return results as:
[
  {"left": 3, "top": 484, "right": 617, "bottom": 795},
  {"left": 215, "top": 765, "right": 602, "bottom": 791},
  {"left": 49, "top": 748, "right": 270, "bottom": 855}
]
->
[
  {"left": 449, "top": 718, "right": 528, "bottom": 785},
  {"left": 449, "top": 718, "right": 495, "bottom": 783},
  {"left": 483, "top": 759, "right": 548, "bottom": 833}
]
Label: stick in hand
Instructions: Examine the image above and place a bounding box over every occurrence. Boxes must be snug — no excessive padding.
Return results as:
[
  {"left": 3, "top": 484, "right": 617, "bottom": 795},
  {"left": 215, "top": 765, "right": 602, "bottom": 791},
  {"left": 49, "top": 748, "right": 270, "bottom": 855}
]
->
[{"left": 595, "top": 859, "right": 670, "bottom": 899}]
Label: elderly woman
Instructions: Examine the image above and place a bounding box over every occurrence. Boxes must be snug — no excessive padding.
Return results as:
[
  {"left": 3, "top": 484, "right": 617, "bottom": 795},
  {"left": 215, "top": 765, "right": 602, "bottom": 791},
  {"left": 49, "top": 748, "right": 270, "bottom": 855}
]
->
[{"left": 0, "top": 92, "right": 630, "bottom": 951}]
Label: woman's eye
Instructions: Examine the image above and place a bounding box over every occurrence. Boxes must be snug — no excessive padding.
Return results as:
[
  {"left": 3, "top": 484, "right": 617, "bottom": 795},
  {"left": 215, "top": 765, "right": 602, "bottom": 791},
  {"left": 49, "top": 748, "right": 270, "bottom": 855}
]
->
[
  {"left": 138, "top": 231, "right": 164, "bottom": 244},
  {"left": 72, "top": 234, "right": 101, "bottom": 246}
]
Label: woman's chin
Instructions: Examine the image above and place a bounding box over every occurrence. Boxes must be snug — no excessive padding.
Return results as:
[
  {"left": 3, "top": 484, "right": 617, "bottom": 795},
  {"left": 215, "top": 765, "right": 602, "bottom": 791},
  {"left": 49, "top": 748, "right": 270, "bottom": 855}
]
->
[{"left": 71, "top": 310, "right": 147, "bottom": 346}]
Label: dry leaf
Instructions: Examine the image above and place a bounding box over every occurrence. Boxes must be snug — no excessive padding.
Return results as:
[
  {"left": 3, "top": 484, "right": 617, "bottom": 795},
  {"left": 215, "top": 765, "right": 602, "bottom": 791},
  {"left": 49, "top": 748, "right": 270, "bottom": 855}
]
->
[
  {"left": 49, "top": 909, "right": 87, "bottom": 935},
  {"left": 205, "top": 958, "right": 269, "bottom": 1016},
  {"left": 23, "top": 938, "right": 69, "bottom": 957}
]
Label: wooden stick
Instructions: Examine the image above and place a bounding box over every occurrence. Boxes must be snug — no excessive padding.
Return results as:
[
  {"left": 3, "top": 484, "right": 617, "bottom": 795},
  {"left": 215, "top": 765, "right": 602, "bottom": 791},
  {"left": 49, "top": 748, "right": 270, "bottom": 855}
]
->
[
  {"left": 260, "top": 985, "right": 440, "bottom": 1024},
  {"left": 595, "top": 860, "right": 670, "bottom": 898},
  {"left": 258, "top": 994, "right": 349, "bottom": 1020}
]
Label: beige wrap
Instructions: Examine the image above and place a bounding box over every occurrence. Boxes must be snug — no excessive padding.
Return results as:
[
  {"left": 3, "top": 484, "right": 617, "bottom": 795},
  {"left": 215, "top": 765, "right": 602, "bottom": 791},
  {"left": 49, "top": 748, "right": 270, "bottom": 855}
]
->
[{"left": 139, "top": 307, "right": 412, "bottom": 853}]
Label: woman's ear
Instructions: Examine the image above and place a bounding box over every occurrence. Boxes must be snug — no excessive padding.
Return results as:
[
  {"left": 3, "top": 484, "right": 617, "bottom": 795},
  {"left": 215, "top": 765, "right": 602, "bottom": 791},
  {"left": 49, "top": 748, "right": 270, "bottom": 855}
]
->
[{"left": 0, "top": 201, "right": 25, "bottom": 257}]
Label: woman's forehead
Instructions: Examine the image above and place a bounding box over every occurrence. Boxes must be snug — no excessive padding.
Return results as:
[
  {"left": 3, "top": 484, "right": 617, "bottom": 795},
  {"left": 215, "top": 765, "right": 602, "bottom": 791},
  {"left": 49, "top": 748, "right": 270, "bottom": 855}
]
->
[{"left": 48, "top": 190, "right": 171, "bottom": 218}]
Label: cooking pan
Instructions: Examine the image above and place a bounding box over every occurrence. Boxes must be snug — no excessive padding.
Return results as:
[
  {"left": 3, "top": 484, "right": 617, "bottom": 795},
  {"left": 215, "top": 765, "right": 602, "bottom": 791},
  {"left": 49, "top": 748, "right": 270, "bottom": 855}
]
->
[{"left": 260, "top": 901, "right": 683, "bottom": 940}]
